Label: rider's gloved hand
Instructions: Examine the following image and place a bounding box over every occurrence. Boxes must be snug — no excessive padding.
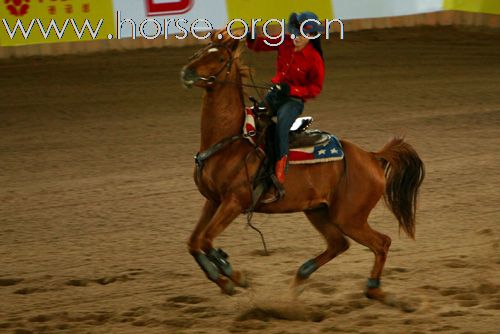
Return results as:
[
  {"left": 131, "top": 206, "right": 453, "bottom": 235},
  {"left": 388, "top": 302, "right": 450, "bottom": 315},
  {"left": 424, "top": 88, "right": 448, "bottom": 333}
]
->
[{"left": 271, "top": 82, "right": 291, "bottom": 97}]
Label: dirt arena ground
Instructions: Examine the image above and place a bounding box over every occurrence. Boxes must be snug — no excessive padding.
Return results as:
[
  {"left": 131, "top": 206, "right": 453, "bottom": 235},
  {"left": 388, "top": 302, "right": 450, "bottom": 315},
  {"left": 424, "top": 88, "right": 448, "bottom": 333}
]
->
[{"left": 1, "top": 26, "right": 499, "bottom": 334}]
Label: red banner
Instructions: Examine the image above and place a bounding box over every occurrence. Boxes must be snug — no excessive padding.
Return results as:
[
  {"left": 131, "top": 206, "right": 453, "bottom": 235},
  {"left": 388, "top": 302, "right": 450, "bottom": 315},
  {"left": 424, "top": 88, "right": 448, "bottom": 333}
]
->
[{"left": 145, "top": 0, "right": 194, "bottom": 16}]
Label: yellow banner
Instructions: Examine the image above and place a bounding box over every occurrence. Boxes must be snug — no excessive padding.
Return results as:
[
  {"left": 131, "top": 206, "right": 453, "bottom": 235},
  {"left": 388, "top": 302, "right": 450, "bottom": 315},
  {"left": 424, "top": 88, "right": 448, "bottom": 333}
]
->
[
  {"left": 226, "top": 0, "right": 333, "bottom": 25},
  {"left": 443, "top": 0, "right": 500, "bottom": 15},
  {"left": 0, "top": 0, "right": 114, "bottom": 46}
]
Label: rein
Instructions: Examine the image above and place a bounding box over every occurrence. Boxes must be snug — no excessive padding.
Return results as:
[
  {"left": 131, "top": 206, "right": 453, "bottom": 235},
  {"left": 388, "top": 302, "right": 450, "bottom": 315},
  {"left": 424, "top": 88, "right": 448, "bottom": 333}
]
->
[{"left": 217, "top": 79, "right": 271, "bottom": 90}]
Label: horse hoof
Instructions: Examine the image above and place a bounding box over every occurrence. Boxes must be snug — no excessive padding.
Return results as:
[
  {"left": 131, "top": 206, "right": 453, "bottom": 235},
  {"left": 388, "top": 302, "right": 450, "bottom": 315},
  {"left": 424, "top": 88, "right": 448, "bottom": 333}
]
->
[
  {"left": 219, "top": 279, "right": 236, "bottom": 295},
  {"left": 231, "top": 271, "right": 249, "bottom": 288},
  {"left": 290, "top": 285, "right": 307, "bottom": 299},
  {"left": 365, "top": 287, "right": 386, "bottom": 301},
  {"left": 290, "top": 279, "right": 307, "bottom": 298}
]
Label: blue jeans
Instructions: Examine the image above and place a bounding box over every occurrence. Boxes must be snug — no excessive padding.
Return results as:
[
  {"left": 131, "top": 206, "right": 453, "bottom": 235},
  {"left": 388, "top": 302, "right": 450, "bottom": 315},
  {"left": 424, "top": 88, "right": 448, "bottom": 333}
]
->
[{"left": 264, "top": 90, "right": 304, "bottom": 159}]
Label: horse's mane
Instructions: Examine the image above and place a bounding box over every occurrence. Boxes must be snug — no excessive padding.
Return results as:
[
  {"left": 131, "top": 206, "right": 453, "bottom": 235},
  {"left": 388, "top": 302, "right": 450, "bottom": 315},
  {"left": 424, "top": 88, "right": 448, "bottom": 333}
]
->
[
  {"left": 232, "top": 44, "right": 253, "bottom": 103},
  {"left": 234, "top": 43, "right": 251, "bottom": 81},
  {"left": 216, "top": 30, "right": 251, "bottom": 81}
]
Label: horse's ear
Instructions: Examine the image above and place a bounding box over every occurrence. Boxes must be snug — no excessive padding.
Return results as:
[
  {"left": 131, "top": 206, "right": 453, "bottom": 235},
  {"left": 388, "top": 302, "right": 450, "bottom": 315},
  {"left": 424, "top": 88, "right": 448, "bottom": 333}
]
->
[
  {"left": 210, "top": 28, "right": 242, "bottom": 51},
  {"left": 210, "top": 28, "right": 225, "bottom": 43}
]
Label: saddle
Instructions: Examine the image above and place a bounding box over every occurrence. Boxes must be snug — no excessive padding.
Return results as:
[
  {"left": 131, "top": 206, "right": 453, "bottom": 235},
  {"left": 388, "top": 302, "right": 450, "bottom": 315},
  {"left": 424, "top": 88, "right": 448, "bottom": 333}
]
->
[
  {"left": 247, "top": 98, "right": 340, "bottom": 205},
  {"left": 290, "top": 127, "right": 330, "bottom": 149},
  {"left": 250, "top": 103, "right": 329, "bottom": 149}
]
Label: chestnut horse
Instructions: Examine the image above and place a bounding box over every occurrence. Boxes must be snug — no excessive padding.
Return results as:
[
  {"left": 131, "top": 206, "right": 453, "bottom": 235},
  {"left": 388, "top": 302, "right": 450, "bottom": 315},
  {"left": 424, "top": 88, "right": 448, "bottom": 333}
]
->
[{"left": 181, "top": 31, "right": 424, "bottom": 303}]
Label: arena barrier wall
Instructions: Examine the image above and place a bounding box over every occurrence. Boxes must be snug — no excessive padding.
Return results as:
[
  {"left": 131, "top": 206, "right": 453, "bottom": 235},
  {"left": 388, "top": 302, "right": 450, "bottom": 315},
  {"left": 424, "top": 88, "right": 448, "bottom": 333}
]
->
[{"left": 0, "top": 0, "right": 499, "bottom": 59}]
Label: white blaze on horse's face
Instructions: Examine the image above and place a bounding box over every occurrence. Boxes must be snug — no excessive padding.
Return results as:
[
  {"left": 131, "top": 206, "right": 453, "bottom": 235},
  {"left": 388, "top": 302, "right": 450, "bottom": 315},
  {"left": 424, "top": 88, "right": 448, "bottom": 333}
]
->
[{"left": 207, "top": 47, "right": 219, "bottom": 53}]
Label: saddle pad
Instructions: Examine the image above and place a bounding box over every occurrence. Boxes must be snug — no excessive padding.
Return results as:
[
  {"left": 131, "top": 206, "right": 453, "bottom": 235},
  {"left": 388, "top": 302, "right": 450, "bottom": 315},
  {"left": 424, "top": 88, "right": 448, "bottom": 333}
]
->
[
  {"left": 289, "top": 134, "right": 344, "bottom": 164},
  {"left": 243, "top": 107, "right": 344, "bottom": 164},
  {"left": 244, "top": 107, "right": 258, "bottom": 145}
]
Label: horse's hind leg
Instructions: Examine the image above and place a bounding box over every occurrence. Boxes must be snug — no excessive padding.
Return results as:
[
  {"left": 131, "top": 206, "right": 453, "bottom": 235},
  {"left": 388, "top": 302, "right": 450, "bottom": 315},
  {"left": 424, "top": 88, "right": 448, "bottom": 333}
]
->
[
  {"left": 338, "top": 219, "right": 391, "bottom": 301},
  {"left": 292, "top": 207, "right": 350, "bottom": 293}
]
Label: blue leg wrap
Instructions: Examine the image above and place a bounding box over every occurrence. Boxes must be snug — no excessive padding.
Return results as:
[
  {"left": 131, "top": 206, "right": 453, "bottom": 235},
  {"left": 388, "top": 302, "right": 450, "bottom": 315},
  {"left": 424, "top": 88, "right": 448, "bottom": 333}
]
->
[
  {"left": 207, "top": 248, "right": 233, "bottom": 277},
  {"left": 367, "top": 278, "right": 381, "bottom": 289},
  {"left": 297, "top": 259, "right": 318, "bottom": 280},
  {"left": 194, "top": 253, "right": 221, "bottom": 282}
]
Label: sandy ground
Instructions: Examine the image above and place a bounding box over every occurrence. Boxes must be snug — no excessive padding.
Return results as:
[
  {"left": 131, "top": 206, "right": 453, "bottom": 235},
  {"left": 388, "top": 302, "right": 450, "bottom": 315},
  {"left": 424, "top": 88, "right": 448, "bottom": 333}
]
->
[{"left": 1, "top": 26, "right": 499, "bottom": 334}]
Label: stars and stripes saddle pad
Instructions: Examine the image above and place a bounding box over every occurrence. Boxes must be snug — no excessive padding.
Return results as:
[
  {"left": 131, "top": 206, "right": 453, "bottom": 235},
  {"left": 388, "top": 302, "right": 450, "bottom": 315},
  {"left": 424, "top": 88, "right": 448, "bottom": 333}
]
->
[
  {"left": 288, "top": 133, "right": 344, "bottom": 164},
  {"left": 243, "top": 107, "right": 344, "bottom": 164}
]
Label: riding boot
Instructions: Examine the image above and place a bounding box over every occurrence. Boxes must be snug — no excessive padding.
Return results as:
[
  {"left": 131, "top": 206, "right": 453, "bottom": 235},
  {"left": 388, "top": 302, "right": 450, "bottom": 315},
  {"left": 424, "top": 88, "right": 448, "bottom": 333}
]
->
[
  {"left": 259, "top": 155, "right": 288, "bottom": 204},
  {"left": 275, "top": 155, "right": 288, "bottom": 184}
]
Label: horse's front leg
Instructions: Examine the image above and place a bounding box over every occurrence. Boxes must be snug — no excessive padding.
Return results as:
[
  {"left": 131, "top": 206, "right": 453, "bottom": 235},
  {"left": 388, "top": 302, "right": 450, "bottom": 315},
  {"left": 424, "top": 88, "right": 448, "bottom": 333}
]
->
[
  {"left": 188, "top": 199, "right": 218, "bottom": 255},
  {"left": 188, "top": 196, "right": 246, "bottom": 294},
  {"left": 188, "top": 200, "right": 232, "bottom": 292}
]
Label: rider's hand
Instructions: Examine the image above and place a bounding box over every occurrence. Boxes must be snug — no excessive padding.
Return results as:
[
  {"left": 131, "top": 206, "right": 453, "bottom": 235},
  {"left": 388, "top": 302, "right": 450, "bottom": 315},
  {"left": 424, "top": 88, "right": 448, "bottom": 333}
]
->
[{"left": 271, "top": 82, "right": 291, "bottom": 97}]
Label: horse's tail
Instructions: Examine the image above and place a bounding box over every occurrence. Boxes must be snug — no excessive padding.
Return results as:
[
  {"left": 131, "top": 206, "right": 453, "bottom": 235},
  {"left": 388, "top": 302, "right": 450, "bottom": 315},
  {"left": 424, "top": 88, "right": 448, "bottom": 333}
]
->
[{"left": 374, "top": 137, "right": 425, "bottom": 239}]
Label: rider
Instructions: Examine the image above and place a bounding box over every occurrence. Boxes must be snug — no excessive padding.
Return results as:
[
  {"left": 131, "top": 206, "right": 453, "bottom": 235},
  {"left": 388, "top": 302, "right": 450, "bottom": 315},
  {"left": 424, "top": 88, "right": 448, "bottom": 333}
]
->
[{"left": 247, "top": 12, "right": 325, "bottom": 188}]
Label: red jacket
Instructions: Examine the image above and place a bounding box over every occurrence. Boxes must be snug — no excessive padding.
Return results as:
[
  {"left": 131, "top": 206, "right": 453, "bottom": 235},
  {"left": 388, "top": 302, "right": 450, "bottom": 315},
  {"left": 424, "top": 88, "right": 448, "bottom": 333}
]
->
[{"left": 247, "top": 34, "right": 324, "bottom": 101}]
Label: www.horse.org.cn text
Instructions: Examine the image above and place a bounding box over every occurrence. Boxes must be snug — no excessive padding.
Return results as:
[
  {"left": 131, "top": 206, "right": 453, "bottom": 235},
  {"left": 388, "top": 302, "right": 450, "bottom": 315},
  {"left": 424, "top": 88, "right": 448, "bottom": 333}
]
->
[{"left": 2, "top": 11, "right": 344, "bottom": 46}]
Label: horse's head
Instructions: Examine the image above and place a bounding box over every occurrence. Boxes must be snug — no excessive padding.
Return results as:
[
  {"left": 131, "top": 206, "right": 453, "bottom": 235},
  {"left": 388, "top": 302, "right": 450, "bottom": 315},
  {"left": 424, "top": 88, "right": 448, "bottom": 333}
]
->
[{"left": 181, "top": 29, "right": 242, "bottom": 89}]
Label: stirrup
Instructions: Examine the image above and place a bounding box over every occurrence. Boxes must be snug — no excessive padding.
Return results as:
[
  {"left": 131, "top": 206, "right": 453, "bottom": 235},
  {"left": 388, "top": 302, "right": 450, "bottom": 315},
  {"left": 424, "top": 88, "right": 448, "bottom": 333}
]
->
[{"left": 260, "top": 175, "right": 285, "bottom": 204}]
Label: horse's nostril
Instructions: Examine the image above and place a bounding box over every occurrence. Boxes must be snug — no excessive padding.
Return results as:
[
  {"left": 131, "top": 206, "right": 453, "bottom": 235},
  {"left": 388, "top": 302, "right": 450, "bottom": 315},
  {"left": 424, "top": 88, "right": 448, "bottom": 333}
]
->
[
  {"left": 181, "top": 67, "right": 198, "bottom": 88},
  {"left": 181, "top": 67, "right": 196, "bottom": 81}
]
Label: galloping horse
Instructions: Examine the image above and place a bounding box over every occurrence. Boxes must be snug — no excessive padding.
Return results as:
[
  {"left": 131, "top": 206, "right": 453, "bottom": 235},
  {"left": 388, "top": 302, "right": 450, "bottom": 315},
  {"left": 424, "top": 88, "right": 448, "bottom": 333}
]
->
[{"left": 181, "top": 31, "right": 425, "bottom": 303}]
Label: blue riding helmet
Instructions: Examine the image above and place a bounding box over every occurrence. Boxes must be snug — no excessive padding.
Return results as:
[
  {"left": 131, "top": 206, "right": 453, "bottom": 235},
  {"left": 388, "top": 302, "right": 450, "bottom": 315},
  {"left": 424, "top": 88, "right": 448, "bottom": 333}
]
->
[{"left": 288, "top": 12, "right": 325, "bottom": 36}]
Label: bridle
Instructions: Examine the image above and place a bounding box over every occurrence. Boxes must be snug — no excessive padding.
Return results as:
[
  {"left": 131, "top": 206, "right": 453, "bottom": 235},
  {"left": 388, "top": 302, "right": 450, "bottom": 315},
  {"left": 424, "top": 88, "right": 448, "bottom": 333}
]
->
[
  {"left": 186, "top": 42, "right": 235, "bottom": 85},
  {"left": 185, "top": 42, "right": 270, "bottom": 90}
]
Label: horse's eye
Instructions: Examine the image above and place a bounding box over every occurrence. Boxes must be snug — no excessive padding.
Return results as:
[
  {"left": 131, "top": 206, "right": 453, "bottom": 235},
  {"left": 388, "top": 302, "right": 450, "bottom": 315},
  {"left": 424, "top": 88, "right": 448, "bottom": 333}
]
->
[{"left": 219, "top": 57, "right": 225, "bottom": 63}]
